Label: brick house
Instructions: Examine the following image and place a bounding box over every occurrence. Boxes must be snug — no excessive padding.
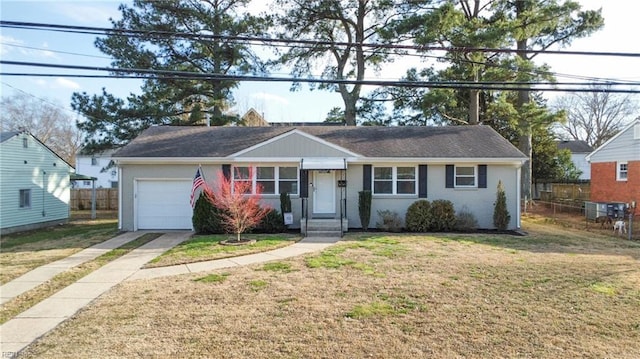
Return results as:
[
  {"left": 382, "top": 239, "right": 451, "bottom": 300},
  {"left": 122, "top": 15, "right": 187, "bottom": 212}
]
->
[{"left": 586, "top": 119, "right": 640, "bottom": 204}]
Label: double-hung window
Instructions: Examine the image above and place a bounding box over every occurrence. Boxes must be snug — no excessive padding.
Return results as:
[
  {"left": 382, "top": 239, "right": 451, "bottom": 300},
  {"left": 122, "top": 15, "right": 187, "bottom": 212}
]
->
[
  {"left": 617, "top": 162, "right": 628, "bottom": 181},
  {"left": 19, "top": 189, "right": 31, "bottom": 208},
  {"left": 455, "top": 166, "right": 476, "bottom": 187},
  {"left": 373, "top": 166, "right": 416, "bottom": 195},
  {"left": 233, "top": 166, "right": 299, "bottom": 195}
]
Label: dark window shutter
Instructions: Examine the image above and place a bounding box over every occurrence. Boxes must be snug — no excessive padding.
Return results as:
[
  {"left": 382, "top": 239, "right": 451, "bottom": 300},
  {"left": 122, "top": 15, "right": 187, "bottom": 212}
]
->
[
  {"left": 363, "top": 164, "right": 372, "bottom": 191},
  {"left": 478, "top": 165, "right": 487, "bottom": 188},
  {"left": 300, "top": 169, "right": 309, "bottom": 198},
  {"left": 222, "top": 164, "right": 231, "bottom": 181},
  {"left": 445, "top": 165, "right": 454, "bottom": 188},
  {"left": 418, "top": 165, "right": 428, "bottom": 198}
]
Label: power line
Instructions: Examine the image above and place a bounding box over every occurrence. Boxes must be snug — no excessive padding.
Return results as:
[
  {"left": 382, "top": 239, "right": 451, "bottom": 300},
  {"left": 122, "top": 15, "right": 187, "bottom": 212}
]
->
[
  {"left": 0, "top": 42, "right": 110, "bottom": 59},
  {"left": 3, "top": 20, "right": 640, "bottom": 58}
]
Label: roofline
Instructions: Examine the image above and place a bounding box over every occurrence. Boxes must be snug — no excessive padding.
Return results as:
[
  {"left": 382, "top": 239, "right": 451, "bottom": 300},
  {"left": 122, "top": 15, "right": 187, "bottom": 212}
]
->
[
  {"left": 114, "top": 156, "right": 526, "bottom": 166},
  {"left": 228, "top": 128, "right": 362, "bottom": 158},
  {"left": 586, "top": 118, "right": 640, "bottom": 161}
]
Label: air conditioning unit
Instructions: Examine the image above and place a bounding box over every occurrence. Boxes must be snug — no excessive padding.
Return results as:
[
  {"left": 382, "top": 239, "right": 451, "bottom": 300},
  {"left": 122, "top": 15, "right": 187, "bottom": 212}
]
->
[{"left": 584, "top": 201, "right": 628, "bottom": 220}]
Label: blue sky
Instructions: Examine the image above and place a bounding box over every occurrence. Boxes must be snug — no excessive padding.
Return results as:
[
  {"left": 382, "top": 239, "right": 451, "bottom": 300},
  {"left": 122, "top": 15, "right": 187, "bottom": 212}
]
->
[{"left": 1, "top": 0, "right": 638, "bottom": 124}]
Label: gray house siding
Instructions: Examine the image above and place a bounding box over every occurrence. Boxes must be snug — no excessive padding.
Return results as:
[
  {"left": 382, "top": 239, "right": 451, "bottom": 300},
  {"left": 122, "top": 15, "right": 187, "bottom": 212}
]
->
[
  {"left": 588, "top": 121, "right": 640, "bottom": 163},
  {"left": 0, "top": 133, "right": 72, "bottom": 234},
  {"left": 236, "top": 132, "right": 354, "bottom": 158},
  {"left": 357, "top": 163, "right": 519, "bottom": 230}
]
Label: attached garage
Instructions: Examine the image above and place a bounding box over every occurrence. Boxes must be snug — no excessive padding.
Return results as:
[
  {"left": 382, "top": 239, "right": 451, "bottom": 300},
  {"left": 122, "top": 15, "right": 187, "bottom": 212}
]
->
[{"left": 136, "top": 179, "right": 193, "bottom": 230}]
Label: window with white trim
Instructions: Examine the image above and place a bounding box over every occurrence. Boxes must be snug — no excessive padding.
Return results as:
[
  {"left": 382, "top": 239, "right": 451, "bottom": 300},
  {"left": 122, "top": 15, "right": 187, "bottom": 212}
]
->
[
  {"left": 373, "top": 166, "right": 416, "bottom": 195},
  {"left": 617, "top": 162, "right": 628, "bottom": 181},
  {"left": 19, "top": 189, "right": 31, "bottom": 208},
  {"left": 91, "top": 157, "right": 98, "bottom": 166},
  {"left": 233, "top": 166, "right": 299, "bottom": 195},
  {"left": 455, "top": 166, "right": 476, "bottom": 187}
]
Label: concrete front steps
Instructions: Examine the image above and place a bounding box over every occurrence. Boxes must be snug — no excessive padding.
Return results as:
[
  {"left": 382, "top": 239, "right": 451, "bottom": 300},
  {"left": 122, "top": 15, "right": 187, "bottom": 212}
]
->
[{"left": 301, "top": 218, "right": 347, "bottom": 237}]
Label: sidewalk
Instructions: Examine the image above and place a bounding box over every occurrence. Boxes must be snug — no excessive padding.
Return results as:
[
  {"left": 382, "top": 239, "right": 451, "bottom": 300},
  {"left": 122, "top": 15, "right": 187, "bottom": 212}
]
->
[
  {"left": 0, "top": 231, "right": 150, "bottom": 305},
  {"left": 0, "top": 234, "right": 339, "bottom": 357},
  {"left": 0, "top": 231, "right": 191, "bottom": 356}
]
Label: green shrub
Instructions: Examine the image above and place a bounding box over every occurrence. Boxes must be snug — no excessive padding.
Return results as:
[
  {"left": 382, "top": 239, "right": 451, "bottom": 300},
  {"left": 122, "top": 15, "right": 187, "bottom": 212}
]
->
[
  {"left": 455, "top": 205, "right": 478, "bottom": 231},
  {"left": 358, "top": 190, "right": 372, "bottom": 230},
  {"left": 280, "top": 192, "right": 292, "bottom": 214},
  {"left": 254, "top": 208, "right": 286, "bottom": 233},
  {"left": 376, "top": 210, "right": 403, "bottom": 232},
  {"left": 493, "top": 180, "right": 511, "bottom": 230},
  {"left": 192, "top": 194, "right": 226, "bottom": 234},
  {"left": 405, "top": 200, "right": 431, "bottom": 232},
  {"left": 430, "top": 199, "right": 456, "bottom": 232}
]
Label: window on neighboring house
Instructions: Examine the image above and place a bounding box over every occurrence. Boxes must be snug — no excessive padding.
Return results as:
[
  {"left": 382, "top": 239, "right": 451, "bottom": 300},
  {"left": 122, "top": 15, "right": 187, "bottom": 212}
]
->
[
  {"left": 455, "top": 166, "right": 476, "bottom": 187},
  {"left": 19, "top": 189, "right": 31, "bottom": 208},
  {"left": 91, "top": 157, "right": 98, "bottom": 166},
  {"left": 22, "top": 137, "right": 28, "bottom": 148},
  {"left": 111, "top": 181, "right": 119, "bottom": 189},
  {"left": 373, "top": 166, "right": 416, "bottom": 195},
  {"left": 83, "top": 181, "right": 91, "bottom": 186},
  {"left": 233, "top": 166, "right": 299, "bottom": 195},
  {"left": 617, "top": 162, "right": 628, "bottom": 181}
]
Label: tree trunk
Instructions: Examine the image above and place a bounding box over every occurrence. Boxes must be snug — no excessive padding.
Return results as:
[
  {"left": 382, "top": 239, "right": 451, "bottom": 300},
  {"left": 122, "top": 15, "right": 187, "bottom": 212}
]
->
[
  {"left": 516, "top": 40, "right": 532, "bottom": 202},
  {"left": 469, "top": 90, "right": 479, "bottom": 125}
]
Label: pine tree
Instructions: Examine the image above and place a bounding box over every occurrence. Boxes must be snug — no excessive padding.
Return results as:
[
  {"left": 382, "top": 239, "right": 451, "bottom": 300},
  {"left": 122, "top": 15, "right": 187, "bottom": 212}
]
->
[{"left": 493, "top": 180, "right": 511, "bottom": 230}]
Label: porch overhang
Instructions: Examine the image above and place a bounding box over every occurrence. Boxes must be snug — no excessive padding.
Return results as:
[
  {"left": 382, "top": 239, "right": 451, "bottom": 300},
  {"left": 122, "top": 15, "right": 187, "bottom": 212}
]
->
[{"left": 300, "top": 158, "right": 347, "bottom": 170}]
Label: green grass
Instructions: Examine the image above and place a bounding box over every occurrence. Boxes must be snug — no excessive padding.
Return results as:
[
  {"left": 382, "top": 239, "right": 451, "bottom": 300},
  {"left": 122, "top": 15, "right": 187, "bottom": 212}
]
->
[
  {"left": 146, "top": 234, "right": 298, "bottom": 267},
  {"left": 260, "top": 262, "right": 295, "bottom": 273},
  {"left": 194, "top": 273, "right": 230, "bottom": 284},
  {"left": 249, "top": 280, "right": 268, "bottom": 291}
]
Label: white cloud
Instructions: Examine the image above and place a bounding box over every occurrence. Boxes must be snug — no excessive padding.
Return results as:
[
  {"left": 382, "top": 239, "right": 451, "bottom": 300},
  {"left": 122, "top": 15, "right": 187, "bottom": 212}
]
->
[
  {"left": 54, "top": 78, "right": 81, "bottom": 90},
  {"left": 0, "top": 35, "right": 24, "bottom": 56},
  {"left": 251, "top": 92, "right": 290, "bottom": 105},
  {"left": 53, "top": 2, "right": 121, "bottom": 25}
]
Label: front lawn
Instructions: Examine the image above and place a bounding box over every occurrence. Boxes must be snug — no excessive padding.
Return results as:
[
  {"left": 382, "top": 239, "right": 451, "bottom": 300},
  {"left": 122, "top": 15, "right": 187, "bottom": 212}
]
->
[
  {"left": 19, "top": 217, "right": 640, "bottom": 358},
  {"left": 0, "top": 219, "right": 119, "bottom": 284},
  {"left": 144, "top": 233, "right": 300, "bottom": 268}
]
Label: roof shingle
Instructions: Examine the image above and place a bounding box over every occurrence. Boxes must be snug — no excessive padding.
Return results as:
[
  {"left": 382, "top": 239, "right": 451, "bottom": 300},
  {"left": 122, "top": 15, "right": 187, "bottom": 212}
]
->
[{"left": 113, "top": 125, "right": 527, "bottom": 159}]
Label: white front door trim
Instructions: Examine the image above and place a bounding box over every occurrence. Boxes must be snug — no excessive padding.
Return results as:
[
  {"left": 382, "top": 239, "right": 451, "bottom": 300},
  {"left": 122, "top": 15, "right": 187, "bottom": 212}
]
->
[{"left": 313, "top": 171, "right": 335, "bottom": 214}]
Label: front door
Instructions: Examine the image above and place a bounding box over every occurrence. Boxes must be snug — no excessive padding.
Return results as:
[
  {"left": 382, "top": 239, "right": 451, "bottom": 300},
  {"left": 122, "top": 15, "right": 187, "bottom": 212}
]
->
[{"left": 313, "top": 171, "right": 335, "bottom": 215}]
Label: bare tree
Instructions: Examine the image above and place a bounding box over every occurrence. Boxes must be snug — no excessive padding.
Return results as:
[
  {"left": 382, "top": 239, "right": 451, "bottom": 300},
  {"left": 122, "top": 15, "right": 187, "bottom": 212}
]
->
[
  {"left": 553, "top": 87, "right": 638, "bottom": 148},
  {"left": 0, "top": 93, "right": 83, "bottom": 165}
]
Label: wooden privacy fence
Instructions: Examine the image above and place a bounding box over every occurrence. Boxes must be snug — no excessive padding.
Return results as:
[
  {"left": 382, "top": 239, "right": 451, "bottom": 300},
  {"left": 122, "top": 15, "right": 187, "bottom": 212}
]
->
[
  {"left": 71, "top": 189, "right": 118, "bottom": 210},
  {"left": 539, "top": 183, "right": 590, "bottom": 202}
]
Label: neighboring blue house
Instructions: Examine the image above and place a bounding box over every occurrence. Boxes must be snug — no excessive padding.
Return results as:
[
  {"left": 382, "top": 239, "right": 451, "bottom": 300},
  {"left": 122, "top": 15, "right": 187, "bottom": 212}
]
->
[{"left": 0, "top": 131, "right": 74, "bottom": 235}]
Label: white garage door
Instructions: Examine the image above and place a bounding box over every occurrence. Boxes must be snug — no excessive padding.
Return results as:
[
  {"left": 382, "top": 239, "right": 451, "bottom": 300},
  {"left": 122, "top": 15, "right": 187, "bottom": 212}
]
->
[{"left": 137, "top": 180, "right": 193, "bottom": 230}]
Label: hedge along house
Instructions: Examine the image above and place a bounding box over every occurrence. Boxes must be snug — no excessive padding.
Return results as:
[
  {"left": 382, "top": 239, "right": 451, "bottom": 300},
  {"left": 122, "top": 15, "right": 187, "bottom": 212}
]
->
[{"left": 112, "top": 125, "right": 527, "bottom": 233}]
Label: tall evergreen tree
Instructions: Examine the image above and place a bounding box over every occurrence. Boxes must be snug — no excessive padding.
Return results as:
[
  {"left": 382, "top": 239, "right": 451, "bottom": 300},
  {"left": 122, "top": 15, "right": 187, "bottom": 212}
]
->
[
  {"left": 273, "top": 0, "right": 402, "bottom": 126},
  {"left": 73, "top": 0, "right": 269, "bottom": 152}
]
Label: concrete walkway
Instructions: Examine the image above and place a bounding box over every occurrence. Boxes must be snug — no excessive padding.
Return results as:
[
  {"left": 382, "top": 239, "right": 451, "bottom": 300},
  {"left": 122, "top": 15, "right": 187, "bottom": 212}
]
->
[
  {"left": 0, "top": 231, "right": 150, "bottom": 305},
  {"left": 0, "top": 231, "right": 191, "bottom": 356},
  {"left": 128, "top": 236, "right": 341, "bottom": 280},
  {"left": 0, "top": 234, "right": 340, "bottom": 357}
]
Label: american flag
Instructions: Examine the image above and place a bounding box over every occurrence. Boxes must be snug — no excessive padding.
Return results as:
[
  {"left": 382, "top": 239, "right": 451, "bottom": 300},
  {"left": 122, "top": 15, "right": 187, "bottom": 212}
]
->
[{"left": 190, "top": 167, "right": 206, "bottom": 208}]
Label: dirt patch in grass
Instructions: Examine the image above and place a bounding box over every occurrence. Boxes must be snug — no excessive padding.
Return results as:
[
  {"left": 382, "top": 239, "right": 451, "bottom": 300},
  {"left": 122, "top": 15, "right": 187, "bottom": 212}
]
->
[
  {"left": 19, "top": 219, "right": 640, "bottom": 358},
  {"left": 0, "top": 233, "right": 162, "bottom": 324},
  {"left": 144, "top": 233, "right": 300, "bottom": 268},
  {"left": 0, "top": 220, "right": 119, "bottom": 284}
]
